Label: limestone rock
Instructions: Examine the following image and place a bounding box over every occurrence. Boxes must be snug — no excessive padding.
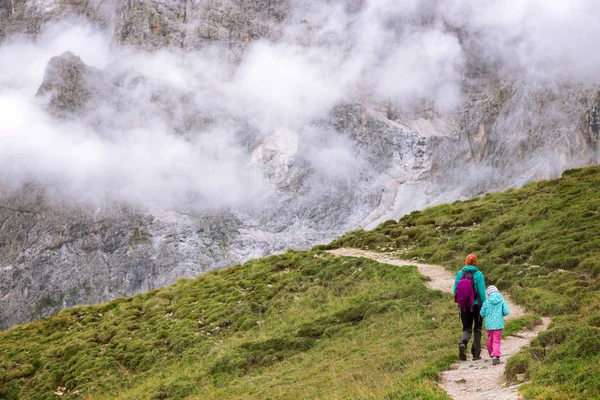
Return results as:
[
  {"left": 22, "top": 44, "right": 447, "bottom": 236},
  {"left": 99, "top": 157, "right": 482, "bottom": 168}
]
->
[
  {"left": 1, "top": 0, "right": 600, "bottom": 329},
  {"left": 0, "top": 0, "right": 113, "bottom": 41},
  {"left": 1, "top": 0, "right": 287, "bottom": 56},
  {"left": 428, "top": 83, "right": 600, "bottom": 197},
  {"left": 113, "top": 0, "right": 288, "bottom": 53},
  {"left": 0, "top": 52, "right": 430, "bottom": 329},
  {"left": 36, "top": 51, "right": 100, "bottom": 117}
]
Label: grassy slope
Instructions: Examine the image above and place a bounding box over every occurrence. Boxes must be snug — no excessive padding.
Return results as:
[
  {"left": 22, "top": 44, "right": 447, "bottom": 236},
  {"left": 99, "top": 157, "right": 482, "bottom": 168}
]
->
[
  {"left": 0, "top": 251, "right": 457, "bottom": 400},
  {"left": 4, "top": 166, "right": 600, "bottom": 399},
  {"left": 322, "top": 166, "right": 600, "bottom": 399}
]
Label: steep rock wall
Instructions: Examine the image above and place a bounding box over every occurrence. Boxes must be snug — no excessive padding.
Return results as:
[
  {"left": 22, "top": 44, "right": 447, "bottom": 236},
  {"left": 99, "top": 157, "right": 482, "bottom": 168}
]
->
[{"left": 1, "top": 0, "right": 599, "bottom": 329}]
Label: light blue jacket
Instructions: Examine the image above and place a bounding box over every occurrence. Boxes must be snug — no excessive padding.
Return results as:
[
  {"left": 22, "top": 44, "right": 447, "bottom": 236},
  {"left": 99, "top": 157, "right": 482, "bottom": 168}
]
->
[
  {"left": 480, "top": 292, "right": 510, "bottom": 330},
  {"left": 453, "top": 266, "right": 486, "bottom": 305}
]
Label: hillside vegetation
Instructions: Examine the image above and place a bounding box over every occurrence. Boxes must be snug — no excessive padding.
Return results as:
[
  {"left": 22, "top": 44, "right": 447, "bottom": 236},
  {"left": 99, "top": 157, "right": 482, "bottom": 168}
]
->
[
  {"left": 3, "top": 166, "right": 600, "bottom": 399},
  {"left": 0, "top": 251, "right": 459, "bottom": 399},
  {"left": 323, "top": 166, "right": 600, "bottom": 399}
]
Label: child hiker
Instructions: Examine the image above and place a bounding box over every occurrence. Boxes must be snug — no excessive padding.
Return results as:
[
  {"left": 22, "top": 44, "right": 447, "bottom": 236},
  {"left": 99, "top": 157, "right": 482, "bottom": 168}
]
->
[{"left": 480, "top": 285, "right": 510, "bottom": 365}]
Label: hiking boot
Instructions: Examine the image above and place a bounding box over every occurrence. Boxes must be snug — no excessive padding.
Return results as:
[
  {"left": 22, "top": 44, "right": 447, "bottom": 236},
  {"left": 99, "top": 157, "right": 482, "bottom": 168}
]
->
[
  {"left": 472, "top": 354, "right": 482, "bottom": 360},
  {"left": 492, "top": 357, "right": 500, "bottom": 365},
  {"left": 458, "top": 343, "right": 467, "bottom": 361}
]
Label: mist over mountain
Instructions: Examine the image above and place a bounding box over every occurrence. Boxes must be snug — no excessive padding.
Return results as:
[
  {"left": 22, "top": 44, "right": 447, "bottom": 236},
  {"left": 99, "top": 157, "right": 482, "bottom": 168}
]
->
[{"left": 0, "top": 0, "right": 599, "bottom": 329}]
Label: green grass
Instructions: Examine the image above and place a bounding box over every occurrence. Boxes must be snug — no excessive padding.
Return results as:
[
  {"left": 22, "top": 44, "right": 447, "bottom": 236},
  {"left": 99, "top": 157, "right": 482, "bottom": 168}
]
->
[
  {"left": 322, "top": 166, "right": 600, "bottom": 399},
  {"left": 0, "top": 251, "right": 456, "bottom": 399}
]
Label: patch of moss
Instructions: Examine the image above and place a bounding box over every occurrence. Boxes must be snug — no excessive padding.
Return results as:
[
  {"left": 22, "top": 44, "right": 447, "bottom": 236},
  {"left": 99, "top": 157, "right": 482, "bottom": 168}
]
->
[{"left": 128, "top": 226, "right": 151, "bottom": 245}]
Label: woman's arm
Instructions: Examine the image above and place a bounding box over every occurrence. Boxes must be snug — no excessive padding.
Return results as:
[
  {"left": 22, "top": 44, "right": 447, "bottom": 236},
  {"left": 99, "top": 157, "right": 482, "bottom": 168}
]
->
[
  {"left": 480, "top": 300, "right": 488, "bottom": 318},
  {"left": 476, "top": 271, "right": 487, "bottom": 304}
]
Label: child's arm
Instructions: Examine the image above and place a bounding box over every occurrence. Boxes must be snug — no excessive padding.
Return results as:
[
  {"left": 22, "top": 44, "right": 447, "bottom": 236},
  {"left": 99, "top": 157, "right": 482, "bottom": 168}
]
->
[
  {"left": 502, "top": 299, "right": 510, "bottom": 316},
  {"left": 480, "top": 300, "right": 488, "bottom": 318}
]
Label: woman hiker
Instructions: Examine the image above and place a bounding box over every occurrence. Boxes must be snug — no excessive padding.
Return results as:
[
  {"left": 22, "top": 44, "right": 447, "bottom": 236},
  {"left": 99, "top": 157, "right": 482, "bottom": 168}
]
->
[{"left": 453, "top": 254, "right": 486, "bottom": 361}]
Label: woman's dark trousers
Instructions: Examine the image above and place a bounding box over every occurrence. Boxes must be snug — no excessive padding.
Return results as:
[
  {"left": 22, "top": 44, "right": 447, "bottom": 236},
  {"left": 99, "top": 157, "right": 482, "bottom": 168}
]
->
[{"left": 459, "top": 304, "right": 482, "bottom": 358}]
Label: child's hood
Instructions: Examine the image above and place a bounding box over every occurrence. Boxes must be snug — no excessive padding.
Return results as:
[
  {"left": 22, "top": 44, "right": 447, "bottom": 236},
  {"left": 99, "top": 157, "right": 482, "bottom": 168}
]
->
[{"left": 487, "top": 291, "right": 504, "bottom": 305}]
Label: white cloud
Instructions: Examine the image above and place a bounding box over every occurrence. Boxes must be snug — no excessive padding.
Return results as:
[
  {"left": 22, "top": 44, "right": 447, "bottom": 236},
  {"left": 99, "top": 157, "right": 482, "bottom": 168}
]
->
[
  {"left": 1, "top": 0, "right": 599, "bottom": 212},
  {"left": 441, "top": 0, "right": 600, "bottom": 82}
]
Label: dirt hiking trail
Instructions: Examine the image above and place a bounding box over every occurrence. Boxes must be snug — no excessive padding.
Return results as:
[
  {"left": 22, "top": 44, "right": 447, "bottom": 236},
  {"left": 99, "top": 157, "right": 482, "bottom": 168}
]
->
[{"left": 327, "top": 248, "right": 551, "bottom": 400}]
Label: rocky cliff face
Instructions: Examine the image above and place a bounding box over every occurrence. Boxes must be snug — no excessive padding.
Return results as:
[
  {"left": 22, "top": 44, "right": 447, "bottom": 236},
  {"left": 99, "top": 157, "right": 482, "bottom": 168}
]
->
[
  {"left": 114, "top": 0, "right": 287, "bottom": 54},
  {"left": 1, "top": 0, "right": 599, "bottom": 329},
  {"left": 0, "top": 0, "right": 112, "bottom": 40},
  {"left": 1, "top": 0, "right": 286, "bottom": 54},
  {"left": 431, "top": 83, "right": 599, "bottom": 197},
  {"left": 0, "top": 47, "right": 428, "bottom": 329}
]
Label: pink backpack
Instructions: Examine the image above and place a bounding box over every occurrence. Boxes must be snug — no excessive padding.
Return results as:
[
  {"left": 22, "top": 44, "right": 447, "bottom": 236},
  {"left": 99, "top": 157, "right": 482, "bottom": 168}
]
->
[{"left": 455, "top": 271, "right": 477, "bottom": 312}]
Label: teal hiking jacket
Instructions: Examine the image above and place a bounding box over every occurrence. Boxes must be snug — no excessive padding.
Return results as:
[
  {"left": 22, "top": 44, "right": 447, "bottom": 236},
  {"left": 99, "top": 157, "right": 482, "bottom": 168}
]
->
[
  {"left": 480, "top": 291, "right": 510, "bottom": 330},
  {"left": 453, "top": 266, "right": 486, "bottom": 306}
]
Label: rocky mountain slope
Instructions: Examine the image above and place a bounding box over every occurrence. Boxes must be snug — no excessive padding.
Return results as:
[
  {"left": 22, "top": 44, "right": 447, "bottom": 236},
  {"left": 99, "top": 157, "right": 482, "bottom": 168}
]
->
[{"left": 0, "top": 0, "right": 599, "bottom": 328}]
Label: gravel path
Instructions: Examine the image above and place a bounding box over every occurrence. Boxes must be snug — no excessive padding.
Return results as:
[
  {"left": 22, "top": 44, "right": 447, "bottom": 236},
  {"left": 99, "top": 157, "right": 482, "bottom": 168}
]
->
[
  {"left": 440, "top": 317, "right": 550, "bottom": 400},
  {"left": 327, "top": 248, "right": 550, "bottom": 400}
]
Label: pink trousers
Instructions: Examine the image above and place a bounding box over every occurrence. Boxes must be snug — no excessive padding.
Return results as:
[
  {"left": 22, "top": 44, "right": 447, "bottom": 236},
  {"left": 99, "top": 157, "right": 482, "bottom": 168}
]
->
[{"left": 486, "top": 329, "right": 503, "bottom": 357}]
